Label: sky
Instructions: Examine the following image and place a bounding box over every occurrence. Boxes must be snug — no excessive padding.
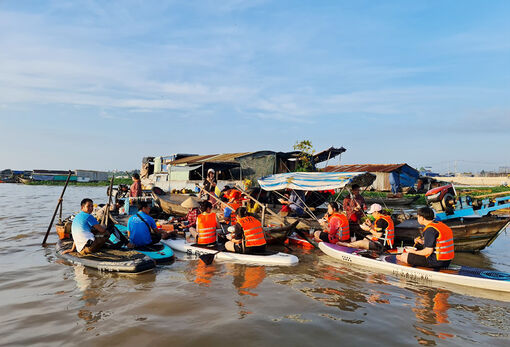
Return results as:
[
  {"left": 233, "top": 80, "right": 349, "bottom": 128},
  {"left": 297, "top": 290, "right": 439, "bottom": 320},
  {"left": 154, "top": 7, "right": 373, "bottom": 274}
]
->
[{"left": 1, "top": 0, "right": 509, "bottom": 174}]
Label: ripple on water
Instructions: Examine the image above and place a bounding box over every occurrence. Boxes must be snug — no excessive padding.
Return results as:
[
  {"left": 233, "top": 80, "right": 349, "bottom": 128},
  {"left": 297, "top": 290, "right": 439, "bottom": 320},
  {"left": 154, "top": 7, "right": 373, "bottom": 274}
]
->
[{"left": 1, "top": 184, "right": 510, "bottom": 345}]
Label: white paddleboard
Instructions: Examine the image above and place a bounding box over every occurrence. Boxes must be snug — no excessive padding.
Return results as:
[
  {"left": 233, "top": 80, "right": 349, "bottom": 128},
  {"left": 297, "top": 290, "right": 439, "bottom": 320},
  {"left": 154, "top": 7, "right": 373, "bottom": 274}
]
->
[
  {"left": 319, "top": 242, "right": 510, "bottom": 293},
  {"left": 163, "top": 239, "right": 298, "bottom": 266}
]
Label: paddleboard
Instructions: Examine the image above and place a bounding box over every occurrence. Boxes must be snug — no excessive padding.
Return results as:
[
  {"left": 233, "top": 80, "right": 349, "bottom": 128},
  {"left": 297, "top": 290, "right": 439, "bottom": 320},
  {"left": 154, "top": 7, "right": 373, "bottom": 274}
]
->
[
  {"left": 112, "top": 224, "right": 175, "bottom": 264},
  {"left": 56, "top": 240, "right": 155, "bottom": 274},
  {"left": 319, "top": 242, "right": 510, "bottom": 293},
  {"left": 163, "top": 238, "right": 299, "bottom": 266}
]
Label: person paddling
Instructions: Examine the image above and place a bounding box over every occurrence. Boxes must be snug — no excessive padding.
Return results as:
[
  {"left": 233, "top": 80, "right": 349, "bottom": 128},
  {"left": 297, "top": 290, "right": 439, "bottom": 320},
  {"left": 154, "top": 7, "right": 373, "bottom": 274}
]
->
[
  {"left": 314, "top": 202, "right": 350, "bottom": 244},
  {"left": 397, "top": 207, "right": 454, "bottom": 269},
  {"left": 338, "top": 203, "right": 394, "bottom": 251},
  {"left": 225, "top": 207, "right": 267, "bottom": 254},
  {"left": 62, "top": 198, "right": 108, "bottom": 255}
]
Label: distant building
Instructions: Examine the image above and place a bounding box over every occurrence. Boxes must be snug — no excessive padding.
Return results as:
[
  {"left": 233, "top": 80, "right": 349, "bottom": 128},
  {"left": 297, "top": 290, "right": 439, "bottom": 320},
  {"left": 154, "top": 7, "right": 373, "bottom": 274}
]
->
[{"left": 323, "top": 163, "right": 420, "bottom": 192}]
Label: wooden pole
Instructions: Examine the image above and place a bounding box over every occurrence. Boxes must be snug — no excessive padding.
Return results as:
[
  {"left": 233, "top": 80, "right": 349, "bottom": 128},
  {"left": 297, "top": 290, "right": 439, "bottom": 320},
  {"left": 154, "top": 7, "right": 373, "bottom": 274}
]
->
[
  {"left": 42, "top": 170, "right": 73, "bottom": 245},
  {"left": 198, "top": 185, "right": 235, "bottom": 211},
  {"left": 102, "top": 176, "right": 115, "bottom": 225}
]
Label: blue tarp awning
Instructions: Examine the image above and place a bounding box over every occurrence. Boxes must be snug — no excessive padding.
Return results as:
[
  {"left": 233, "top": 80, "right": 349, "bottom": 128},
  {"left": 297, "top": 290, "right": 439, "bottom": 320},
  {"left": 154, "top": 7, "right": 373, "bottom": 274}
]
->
[{"left": 258, "top": 172, "right": 375, "bottom": 191}]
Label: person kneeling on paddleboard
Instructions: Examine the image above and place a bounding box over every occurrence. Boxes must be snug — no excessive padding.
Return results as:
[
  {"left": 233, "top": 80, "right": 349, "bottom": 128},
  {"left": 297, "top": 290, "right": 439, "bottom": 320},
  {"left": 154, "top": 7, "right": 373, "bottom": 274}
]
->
[
  {"left": 314, "top": 202, "right": 350, "bottom": 244},
  {"left": 397, "top": 207, "right": 454, "bottom": 269},
  {"left": 225, "top": 207, "right": 266, "bottom": 254},
  {"left": 127, "top": 201, "right": 165, "bottom": 248},
  {"left": 189, "top": 200, "right": 221, "bottom": 246},
  {"left": 337, "top": 203, "right": 394, "bottom": 252},
  {"left": 63, "top": 198, "right": 109, "bottom": 255}
]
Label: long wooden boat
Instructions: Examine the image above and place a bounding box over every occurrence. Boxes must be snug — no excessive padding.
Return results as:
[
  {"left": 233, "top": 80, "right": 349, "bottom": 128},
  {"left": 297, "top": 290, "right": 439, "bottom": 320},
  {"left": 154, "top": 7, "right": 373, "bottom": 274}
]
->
[
  {"left": 394, "top": 216, "right": 510, "bottom": 252},
  {"left": 18, "top": 178, "right": 32, "bottom": 184},
  {"left": 364, "top": 195, "right": 420, "bottom": 206},
  {"left": 151, "top": 189, "right": 195, "bottom": 216}
]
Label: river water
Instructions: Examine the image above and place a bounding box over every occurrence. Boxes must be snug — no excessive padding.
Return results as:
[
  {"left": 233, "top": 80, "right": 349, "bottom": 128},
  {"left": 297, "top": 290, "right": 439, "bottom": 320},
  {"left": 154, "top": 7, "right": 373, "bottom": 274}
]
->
[{"left": 1, "top": 184, "right": 510, "bottom": 346}]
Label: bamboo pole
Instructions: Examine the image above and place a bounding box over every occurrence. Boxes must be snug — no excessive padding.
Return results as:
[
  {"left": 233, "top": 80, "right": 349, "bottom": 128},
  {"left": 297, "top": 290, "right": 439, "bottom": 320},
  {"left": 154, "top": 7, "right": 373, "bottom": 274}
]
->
[{"left": 42, "top": 170, "right": 72, "bottom": 245}]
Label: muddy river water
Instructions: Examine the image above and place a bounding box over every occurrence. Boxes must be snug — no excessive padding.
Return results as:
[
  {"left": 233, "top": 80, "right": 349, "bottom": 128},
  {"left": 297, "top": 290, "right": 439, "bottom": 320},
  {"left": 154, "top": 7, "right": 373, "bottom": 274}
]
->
[{"left": 1, "top": 185, "right": 509, "bottom": 346}]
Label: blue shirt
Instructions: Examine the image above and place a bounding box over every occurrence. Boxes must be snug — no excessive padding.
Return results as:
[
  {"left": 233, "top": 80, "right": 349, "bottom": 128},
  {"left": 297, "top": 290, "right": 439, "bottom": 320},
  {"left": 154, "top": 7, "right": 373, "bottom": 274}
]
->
[
  {"left": 127, "top": 211, "right": 157, "bottom": 246},
  {"left": 71, "top": 211, "right": 99, "bottom": 252}
]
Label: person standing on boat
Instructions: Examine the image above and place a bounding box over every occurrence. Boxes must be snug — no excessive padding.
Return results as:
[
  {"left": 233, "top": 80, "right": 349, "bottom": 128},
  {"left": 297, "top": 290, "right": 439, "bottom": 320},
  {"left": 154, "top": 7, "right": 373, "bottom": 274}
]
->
[
  {"left": 126, "top": 201, "right": 162, "bottom": 247},
  {"left": 397, "top": 207, "right": 454, "bottom": 268},
  {"left": 190, "top": 200, "right": 220, "bottom": 246},
  {"left": 129, "top": 173, "right": 142, "bottom": 198},
  {"left": 338, "top": 203, "right": 394, "bottom": 251},
  {"left": 63, "top": 198, "right": 108, "bottom": 255},
  {"left": 225, "top": 207, "right": 267, "bottom": 254},
  {"left": 314, "top": 202, "right": 350, "bottom": 244}
]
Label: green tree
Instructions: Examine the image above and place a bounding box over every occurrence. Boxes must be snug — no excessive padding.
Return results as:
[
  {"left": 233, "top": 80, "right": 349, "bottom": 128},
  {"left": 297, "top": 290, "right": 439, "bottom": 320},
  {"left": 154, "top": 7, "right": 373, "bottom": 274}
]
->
[{"left": 293, "top": 140, "right": 315, "bottom": 172}]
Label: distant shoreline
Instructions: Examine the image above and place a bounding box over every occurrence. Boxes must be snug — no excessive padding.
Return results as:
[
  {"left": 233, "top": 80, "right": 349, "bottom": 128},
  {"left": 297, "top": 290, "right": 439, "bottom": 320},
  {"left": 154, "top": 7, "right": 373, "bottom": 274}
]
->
[{"left": 20, "top": 178, "right": 132, "bottom": 186}]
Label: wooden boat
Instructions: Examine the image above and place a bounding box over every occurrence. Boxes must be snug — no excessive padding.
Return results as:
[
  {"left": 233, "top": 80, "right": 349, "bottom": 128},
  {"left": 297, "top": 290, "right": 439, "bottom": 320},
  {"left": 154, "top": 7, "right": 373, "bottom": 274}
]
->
[
  {"left": 394, "top": 215, "right": 510, "bottom": 253},
  {"left": 364, "top": 195, "right": 420, "bottom": 206},
  {"left": 151, "top": 189, "right": 195, "bottom": 216},
  {"left": 18, "top": 178, "right": 32, "bottom": 184}
]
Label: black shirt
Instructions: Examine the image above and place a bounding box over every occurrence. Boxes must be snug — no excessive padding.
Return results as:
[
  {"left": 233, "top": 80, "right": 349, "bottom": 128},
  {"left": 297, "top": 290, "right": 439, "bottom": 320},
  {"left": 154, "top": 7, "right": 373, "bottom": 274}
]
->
[{"left": 423, "top": 225, "right": 451, "bottom": 268}]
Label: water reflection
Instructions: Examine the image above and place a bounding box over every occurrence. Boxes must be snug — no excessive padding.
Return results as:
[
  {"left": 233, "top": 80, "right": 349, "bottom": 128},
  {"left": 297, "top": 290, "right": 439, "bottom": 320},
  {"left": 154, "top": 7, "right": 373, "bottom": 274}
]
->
[
  {"left": 188, "top": 261, "right": 219, "bottom": 286},
  {"left": 70, "top": 265, "right": 156, "bottom": 328},
  {"left": 230, "top": 265, "right": 266, "bottom": 296}
]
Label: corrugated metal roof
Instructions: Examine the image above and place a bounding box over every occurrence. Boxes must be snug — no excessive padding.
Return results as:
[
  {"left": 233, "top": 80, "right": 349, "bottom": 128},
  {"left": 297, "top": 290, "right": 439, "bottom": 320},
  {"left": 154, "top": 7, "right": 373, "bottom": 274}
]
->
[
  {"left": 323, "top": 164, "right": 409, "bottom": 173},
  {"left": 169, "top": 152, "right": 253, "bottom": 165}
]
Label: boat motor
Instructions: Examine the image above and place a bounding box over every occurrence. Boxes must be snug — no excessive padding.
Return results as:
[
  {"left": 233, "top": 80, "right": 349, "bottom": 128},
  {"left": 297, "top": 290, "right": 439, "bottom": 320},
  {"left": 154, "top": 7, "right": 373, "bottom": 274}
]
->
[{"left": 425, "top": 184, "right": 457, "bottom": 215}]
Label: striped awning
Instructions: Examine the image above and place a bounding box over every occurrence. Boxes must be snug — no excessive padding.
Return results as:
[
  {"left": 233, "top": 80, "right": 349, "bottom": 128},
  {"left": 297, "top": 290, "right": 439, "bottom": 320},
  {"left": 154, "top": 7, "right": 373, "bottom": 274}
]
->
[{"left": 258, "top": 172, "right": 375, "bottom": 191}]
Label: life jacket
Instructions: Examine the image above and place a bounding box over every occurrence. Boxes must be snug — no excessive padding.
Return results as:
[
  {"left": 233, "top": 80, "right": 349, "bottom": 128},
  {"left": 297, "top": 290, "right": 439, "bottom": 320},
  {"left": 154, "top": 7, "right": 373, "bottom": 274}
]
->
[
  {"left": 374, "top": 215, "right": 395, "bottom": 248},
  {"left": 237, "top": 216, "right": 266, "bottom": 247},
  {"left": 197, "top": 212, "right": 217, "bottom": 245},
  {"left": 225, "top": 201, "right": 241, "bottom": 225},
  {"left": 425, "top": 221, "right": 454, "bottom": 261},
  {"left": 328, "top": 212, "right": 350, "bottom": 242}
]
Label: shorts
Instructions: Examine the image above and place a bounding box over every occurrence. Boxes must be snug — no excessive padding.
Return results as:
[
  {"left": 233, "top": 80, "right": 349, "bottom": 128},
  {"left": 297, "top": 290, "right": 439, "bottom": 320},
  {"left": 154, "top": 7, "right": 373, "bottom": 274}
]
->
[
  {"left": 319, "top": 231, "right": 330, "bottom": 243},
  {"left": 234, "top": 244, "right": 266, "bottom": 254},
  {"left": 407, "top": 253, "right": 451, "bottom": 268},
  {"left": 81, "top": 236, "right": 105, "bottom": 254},
  {"left": 368, "top": 239, "right": 384, "bottom": 251}
]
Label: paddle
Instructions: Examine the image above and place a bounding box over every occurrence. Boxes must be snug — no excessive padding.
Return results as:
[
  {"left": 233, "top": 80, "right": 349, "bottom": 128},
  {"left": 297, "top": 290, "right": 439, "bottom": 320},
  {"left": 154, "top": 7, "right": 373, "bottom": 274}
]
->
[
  {"left": 199, "top": 251, "right": 221, "bottom": 265},
  {"left": 42, "top": 170, "right": 73, "bottom": 245}
]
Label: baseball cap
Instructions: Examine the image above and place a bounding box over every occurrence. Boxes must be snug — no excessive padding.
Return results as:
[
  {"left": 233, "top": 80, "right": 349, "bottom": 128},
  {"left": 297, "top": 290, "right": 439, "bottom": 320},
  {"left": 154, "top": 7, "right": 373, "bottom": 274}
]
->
[{"left": 367, "top": 203, "right": 382, "bottom": 214}]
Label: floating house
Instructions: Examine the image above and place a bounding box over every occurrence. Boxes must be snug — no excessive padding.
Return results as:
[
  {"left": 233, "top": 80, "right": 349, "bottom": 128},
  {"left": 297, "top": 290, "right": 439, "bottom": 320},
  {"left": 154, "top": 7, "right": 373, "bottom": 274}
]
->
[
  {"left": 142, "top": 147, "right": 346, "bottom": 192},
  {"left": 323, "top": 163, "right": 420, "bottom": 192}
]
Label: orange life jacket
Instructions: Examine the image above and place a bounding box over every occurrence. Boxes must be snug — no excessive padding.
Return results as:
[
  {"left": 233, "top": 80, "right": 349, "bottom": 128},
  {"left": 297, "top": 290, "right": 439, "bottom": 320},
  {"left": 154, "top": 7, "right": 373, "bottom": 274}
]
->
[
  {"left": 225, "top": 201, "right": 241, "bottom": 225},
  {"left": 425, "top": 221, "right": 454, "bottom": 261},
  {"left": 374, "top": 215, "right": 395, "bottom": 248},
  {"left": 237, "top": 216, "right": 266, "bottom": 247},
  {"left": 197, "top": 212, "right": 217, "bottom": 245},
  {"left": 328, "top": 212, "right": 350, "bottom": 242}
]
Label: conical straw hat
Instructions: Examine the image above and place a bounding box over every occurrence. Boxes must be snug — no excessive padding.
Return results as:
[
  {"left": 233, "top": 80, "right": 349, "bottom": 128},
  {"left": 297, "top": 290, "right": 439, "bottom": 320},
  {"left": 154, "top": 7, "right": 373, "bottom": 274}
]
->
[{"left": 181, "top": 196, "right": 199, "bottom": 208}]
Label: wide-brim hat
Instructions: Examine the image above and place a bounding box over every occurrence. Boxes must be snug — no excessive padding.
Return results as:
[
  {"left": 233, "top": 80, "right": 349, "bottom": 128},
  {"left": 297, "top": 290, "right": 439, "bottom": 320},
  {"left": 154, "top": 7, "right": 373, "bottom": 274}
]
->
[{"left": 181, "top": 197, "right": 199, "bottom": 208}]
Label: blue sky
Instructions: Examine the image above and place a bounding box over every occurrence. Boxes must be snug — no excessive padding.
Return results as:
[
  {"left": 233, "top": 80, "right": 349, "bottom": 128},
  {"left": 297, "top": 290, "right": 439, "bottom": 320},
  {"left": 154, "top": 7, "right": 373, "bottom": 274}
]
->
[{"left": 1, "top": 1, "right": 509, "bottom": 173}]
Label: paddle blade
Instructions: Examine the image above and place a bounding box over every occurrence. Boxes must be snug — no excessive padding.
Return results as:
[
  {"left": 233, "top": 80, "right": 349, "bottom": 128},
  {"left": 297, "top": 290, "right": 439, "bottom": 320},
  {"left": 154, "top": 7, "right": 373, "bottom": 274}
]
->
[{"left": 199, "top": 253, "right": 216, "bottom": 265}]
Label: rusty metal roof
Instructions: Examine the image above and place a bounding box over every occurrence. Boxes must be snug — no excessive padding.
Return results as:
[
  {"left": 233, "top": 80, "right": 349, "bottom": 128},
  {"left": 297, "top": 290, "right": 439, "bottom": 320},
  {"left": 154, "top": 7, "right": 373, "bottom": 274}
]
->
[
  {"left": 169, "top": 152, "right": 253, "bottom": 165},
  {"left": 323, "top": 164, "right": 410, "bottom": 173}
]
